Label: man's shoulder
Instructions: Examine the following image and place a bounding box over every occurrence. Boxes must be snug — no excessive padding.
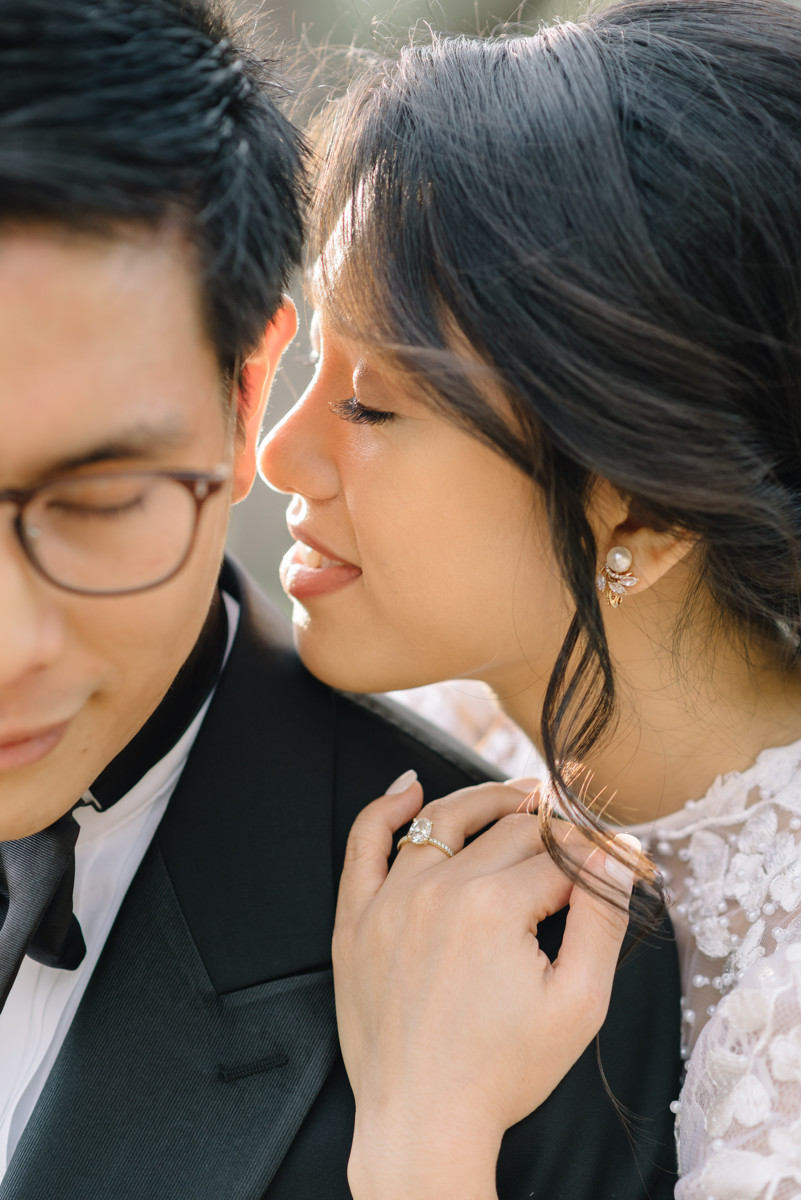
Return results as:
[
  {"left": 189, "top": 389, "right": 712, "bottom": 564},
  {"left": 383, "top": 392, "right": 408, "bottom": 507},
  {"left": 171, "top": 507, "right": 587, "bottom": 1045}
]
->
[
  {"left": 331, "top": 687, "right": 503, "bottom": 823},
  {"left": 154, "top": 560, "right": 503, "bottom": 990},
  {"left": 220, "top": 556, "right": 503, "bottom": 801}
]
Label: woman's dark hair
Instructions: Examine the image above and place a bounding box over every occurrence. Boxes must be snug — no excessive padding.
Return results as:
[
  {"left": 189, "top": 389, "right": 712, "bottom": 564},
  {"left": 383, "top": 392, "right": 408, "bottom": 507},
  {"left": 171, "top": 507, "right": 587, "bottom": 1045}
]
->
[
  {"left": 310, "top": 0, "right": 801, "bottom": 897},
  {"left": 0, "top": 0, "right": 307, "bottom": 372}
]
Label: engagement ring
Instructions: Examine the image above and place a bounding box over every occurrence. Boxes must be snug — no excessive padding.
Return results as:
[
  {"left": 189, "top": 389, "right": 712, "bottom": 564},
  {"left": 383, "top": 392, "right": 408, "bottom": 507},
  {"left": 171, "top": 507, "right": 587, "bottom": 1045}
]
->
[{"left": 396, "top": 817, "right": 454, "bottom": 858}]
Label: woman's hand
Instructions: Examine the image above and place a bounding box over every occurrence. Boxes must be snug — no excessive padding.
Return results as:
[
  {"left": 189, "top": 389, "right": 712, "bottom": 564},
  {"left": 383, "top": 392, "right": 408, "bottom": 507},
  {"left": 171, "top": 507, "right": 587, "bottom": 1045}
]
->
[{"left": 333, "top": 772, "right": 640, "bottom": 1200}]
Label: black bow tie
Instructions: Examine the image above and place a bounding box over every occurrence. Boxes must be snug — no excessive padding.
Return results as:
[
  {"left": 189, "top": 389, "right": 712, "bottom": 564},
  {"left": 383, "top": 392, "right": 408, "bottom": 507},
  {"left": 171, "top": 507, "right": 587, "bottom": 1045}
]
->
[{"left": 0, "top": 589, "right": 228, "bottom": 1012}]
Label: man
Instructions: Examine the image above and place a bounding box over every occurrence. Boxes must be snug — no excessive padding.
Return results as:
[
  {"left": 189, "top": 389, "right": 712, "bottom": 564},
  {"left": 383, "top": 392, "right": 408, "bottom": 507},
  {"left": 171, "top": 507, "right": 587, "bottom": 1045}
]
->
[{"left": 0, "top": 1, "right": 681, "bottom": 1196}]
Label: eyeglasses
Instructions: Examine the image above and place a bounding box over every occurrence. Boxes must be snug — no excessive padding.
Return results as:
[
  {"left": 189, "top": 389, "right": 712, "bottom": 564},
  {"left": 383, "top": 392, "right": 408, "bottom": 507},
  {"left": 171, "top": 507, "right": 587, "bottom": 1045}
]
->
[{"left": 0, "top": 467, "right": 230, "bottom": 596}]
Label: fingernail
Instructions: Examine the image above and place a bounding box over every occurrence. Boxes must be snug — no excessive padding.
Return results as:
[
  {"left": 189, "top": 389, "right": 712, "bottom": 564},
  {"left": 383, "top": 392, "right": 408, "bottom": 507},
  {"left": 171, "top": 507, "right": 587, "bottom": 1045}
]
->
[
  {"left": 604, "top": 833, "right": 641, "bottom": 889},
  {"left": 386, "top": 769, "right": 418, "bottom": 794},
  {"left": 505, "top": 776, "right": 541, "bottom": 794}
]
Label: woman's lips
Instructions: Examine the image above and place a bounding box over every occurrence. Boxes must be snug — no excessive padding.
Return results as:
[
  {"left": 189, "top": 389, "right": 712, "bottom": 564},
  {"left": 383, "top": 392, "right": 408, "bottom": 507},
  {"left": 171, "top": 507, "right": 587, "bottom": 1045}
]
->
[
  {"left": 280, "top": 538, "right": 362, "bottom": 601},
  {"left": 0, "top": 721, "right": 70, "bottom": 771}
]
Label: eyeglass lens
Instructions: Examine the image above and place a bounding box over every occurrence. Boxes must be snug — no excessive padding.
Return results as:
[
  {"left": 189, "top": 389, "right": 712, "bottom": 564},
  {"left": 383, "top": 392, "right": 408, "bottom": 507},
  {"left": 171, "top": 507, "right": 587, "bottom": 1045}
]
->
[{"left": 21, "top": 474, "right": 201, "bottom": 595}]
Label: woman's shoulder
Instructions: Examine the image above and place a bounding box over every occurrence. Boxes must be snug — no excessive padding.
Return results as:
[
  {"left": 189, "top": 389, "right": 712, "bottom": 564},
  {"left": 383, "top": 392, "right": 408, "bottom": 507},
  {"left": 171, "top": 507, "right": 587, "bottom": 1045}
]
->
[{"left": 646, "top": 744, "right": 801, "bottom": 1050}]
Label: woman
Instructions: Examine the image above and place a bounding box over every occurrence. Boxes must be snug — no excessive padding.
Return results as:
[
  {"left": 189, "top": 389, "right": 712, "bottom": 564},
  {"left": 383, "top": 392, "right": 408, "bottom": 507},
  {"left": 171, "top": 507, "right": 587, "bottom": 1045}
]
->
[{"left": 260, "top": 1, "right": 801, "bottom": 1195}]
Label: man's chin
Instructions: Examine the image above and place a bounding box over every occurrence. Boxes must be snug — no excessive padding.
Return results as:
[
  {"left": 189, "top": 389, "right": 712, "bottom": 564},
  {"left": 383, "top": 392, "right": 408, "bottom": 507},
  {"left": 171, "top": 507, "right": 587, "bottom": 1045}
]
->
[
  {"left": 0, "top": 738, "right": 100, "bottom": 841},
  {"left": 0, "top": 798, "right": 77, "bottom": 842}
]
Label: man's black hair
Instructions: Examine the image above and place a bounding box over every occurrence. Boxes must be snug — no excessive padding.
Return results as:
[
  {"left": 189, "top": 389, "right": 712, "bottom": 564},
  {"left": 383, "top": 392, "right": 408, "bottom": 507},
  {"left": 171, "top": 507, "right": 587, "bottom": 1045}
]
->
[{"left": 0, "top": 0, "right": 306, "bottom": 367}]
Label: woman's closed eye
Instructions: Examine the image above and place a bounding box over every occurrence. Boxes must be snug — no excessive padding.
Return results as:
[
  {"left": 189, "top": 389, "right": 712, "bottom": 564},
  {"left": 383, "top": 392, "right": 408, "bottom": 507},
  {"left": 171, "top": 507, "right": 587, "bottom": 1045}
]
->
[{"left": 329, "top": 396, "right": 396, "bottom": 426}]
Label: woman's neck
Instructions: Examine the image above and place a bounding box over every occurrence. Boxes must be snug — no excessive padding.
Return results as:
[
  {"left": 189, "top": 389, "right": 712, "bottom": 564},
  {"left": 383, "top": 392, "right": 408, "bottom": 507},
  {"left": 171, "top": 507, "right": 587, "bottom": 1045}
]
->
[{"left": 492, "top": 582, "right": 801, "bottom": 826}]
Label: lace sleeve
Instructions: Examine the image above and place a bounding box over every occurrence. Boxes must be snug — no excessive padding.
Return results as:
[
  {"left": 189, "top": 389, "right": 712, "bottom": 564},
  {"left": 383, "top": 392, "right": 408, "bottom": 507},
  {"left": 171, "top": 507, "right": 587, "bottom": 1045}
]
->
[{"left": 676, "top": 922, "right": 801, "bottom": 1200}]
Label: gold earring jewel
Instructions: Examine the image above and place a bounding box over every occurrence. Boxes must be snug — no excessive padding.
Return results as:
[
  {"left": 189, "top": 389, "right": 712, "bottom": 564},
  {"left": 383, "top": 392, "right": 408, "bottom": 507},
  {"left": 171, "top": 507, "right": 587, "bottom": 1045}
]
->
[{"left": 596, "top": 545, "right": 638, "bottom": 608}]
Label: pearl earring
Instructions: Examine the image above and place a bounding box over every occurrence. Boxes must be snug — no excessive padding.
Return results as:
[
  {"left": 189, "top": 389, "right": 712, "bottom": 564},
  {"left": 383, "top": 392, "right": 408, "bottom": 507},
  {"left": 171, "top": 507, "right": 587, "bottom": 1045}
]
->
[{"left": 596, "top": 545, "right": 639, "bottom": 608}]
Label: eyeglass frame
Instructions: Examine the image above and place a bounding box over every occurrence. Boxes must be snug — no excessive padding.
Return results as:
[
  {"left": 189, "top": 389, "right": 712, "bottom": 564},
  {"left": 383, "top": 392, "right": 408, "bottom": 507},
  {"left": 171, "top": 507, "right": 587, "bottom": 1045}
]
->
[{"left": 0, "top": 356, "right": 241, "bottom": 598}]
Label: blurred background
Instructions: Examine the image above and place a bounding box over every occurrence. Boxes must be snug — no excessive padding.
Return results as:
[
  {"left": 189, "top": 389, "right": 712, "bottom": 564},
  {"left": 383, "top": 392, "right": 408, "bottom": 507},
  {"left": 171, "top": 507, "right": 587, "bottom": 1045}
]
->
[{"left": 225, "top": 0, "right": 578, "bottom": 609}]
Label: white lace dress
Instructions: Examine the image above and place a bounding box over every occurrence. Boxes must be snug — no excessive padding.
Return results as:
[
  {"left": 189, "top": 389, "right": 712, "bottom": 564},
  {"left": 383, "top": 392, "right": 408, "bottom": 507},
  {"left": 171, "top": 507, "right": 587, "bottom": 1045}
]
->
[{"left": 391, "top": 683, "right": 801, "bottom": 1199}]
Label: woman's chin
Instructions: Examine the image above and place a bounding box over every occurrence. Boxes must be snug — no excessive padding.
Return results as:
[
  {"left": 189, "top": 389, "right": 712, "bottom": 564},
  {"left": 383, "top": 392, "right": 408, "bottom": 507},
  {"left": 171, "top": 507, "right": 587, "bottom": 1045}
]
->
[
  {"left": 292, "top": 630, "right": 440, "bottom": 695},
  {"left": 292, "top": 632, "right": 378, "bottom": 693}
]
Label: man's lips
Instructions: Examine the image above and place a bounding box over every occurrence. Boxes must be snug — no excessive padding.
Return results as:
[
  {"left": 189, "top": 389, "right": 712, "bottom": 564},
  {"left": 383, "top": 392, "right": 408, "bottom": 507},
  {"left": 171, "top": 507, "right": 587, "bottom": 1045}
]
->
[
  {"left": 280, "top": 529, "right": 362, "bottom": 601},
  {"left": 0, "top": 720, "right": 71, "bottom": 771}
]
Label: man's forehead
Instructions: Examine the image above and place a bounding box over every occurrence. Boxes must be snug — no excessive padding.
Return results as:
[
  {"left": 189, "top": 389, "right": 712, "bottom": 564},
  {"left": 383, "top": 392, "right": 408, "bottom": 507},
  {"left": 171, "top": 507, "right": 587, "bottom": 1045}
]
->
[
  {"left": 0, "top": 219, "right": 193, "bottom": 281},
  {"left": 0, "top": 222, "right": 204, "bottom": 347},
  {"left": 0, "top": 224, "right": 220, "bottom": 485}
]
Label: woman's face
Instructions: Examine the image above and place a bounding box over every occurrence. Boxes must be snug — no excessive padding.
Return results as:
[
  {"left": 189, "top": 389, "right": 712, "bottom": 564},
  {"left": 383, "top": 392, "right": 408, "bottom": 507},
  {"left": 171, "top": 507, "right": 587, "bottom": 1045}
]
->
[{"left": 258, "top": 310, "right": 574, "bottom": 698}]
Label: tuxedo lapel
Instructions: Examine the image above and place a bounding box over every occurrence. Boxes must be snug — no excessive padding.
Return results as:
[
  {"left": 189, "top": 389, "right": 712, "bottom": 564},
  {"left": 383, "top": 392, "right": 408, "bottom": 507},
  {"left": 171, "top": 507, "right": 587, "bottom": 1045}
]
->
[
  {"left": 1, "top": 844, "right": 339, "bottom": 1200},
  {"left": 1, "top": 562, "right": 348, "bottom": 1199}
]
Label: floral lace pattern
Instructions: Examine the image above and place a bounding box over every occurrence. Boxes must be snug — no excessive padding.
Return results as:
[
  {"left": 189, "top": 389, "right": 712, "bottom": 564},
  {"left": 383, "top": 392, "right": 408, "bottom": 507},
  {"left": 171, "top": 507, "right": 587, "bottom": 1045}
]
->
[
  {"left": 638, "top": 741, "right": 801, "bottom": 1199},
  {"left": 675, "top": 931, "right": 801, "bottom": 1199},
  {"left": 638, "top": 761, "right": 801, "bottom": 1060}
]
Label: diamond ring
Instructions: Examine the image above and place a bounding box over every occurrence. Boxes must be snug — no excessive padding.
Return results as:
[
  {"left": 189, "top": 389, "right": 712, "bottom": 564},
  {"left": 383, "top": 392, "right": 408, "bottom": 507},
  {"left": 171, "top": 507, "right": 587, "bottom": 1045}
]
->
[{"left": 396, "top": 816, "right": 454, "bottom": 858}]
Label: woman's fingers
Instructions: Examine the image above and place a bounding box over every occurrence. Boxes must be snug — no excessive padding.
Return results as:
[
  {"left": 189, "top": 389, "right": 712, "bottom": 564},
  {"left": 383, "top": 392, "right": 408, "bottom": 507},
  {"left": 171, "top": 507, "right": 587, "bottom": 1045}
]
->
[
  {"left": 550, "top": 835, "right": 641, "bottom": 1032},
  {"left": 461, "top": 828, "right": 637, "bottom": 938},
  {"left": 339, "top": 775, "right": 547, "bottom": 926},
  {"left": 336, "top": 770, "right": 423, "bottom": 924},
  {"left": 392, "top": 779, "right": 542, "bottom": 872},
  {"left": 452, "top": 807, "right": 601, "bottom": 879},
  {"left": 390, "top": 777, "right": 600, "bottom": 883},
  {"left": 486, "top": 849, "right": 577, "bottom": 923},
  {"left": 338, "top": 770, "right": 634, "bottom": 954}
]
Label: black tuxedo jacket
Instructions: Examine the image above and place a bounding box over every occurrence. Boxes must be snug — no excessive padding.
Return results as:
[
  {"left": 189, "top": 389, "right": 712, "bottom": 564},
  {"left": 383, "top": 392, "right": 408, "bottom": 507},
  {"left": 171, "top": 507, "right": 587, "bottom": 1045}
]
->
[{"left": 0, "top": 561, "right": 682, "bottom": 1199}]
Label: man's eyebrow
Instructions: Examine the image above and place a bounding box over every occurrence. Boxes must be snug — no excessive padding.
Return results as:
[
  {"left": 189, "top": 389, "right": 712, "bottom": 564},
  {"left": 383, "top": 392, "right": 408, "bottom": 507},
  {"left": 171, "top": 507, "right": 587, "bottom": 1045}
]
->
[{"left": 36, "top": 420, "right": 190, "bottom": 480}]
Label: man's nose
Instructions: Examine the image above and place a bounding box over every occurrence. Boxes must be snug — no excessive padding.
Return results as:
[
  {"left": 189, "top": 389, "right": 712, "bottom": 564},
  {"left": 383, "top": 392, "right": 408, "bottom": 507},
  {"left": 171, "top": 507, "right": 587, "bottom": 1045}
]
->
[
  {"left": 258, "top": 387, "right": 341, "bottom": 502},
  {"left": 0, "top": 517, "right": 64, "bottom": 687}
]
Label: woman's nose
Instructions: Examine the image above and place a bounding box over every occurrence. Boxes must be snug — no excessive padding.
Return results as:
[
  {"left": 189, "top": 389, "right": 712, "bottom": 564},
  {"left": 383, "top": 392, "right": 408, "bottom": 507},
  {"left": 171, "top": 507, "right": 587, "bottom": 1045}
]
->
[{"left": 258, "top": 385, "right": 341, "bottom": 501}]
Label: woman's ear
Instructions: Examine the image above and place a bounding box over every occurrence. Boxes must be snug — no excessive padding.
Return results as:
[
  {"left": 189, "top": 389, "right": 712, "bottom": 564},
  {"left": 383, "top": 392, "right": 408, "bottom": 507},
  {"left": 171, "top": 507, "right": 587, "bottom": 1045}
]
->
[
  {"left": 589, "top": 480, "right": 696, "bottom": 598},
  {"left": 231, "top": 296, "right": 298, "bottom": 503},
  {"left": 606, "top": 523, "right": 696, "bottom": 597}
]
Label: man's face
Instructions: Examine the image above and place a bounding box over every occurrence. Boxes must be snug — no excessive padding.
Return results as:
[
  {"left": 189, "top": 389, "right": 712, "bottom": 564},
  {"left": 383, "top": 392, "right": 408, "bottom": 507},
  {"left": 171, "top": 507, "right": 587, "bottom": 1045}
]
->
[{"left": 0, "top": 225, "right": 238, "bottom": 839}]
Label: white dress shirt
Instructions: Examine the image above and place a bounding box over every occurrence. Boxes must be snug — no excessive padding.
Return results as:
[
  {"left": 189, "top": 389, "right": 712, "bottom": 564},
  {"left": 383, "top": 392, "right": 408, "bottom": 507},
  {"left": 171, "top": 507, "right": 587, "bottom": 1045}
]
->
[{"left": 0, "top": 593, "right": 239, "bottom": 1175}]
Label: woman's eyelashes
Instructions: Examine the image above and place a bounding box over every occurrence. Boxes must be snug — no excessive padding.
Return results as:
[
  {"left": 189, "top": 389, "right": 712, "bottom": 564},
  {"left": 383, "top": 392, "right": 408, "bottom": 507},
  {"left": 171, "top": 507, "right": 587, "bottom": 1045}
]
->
[{"left": 329, "top": 396, "right": 395, "bottom": 426}]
